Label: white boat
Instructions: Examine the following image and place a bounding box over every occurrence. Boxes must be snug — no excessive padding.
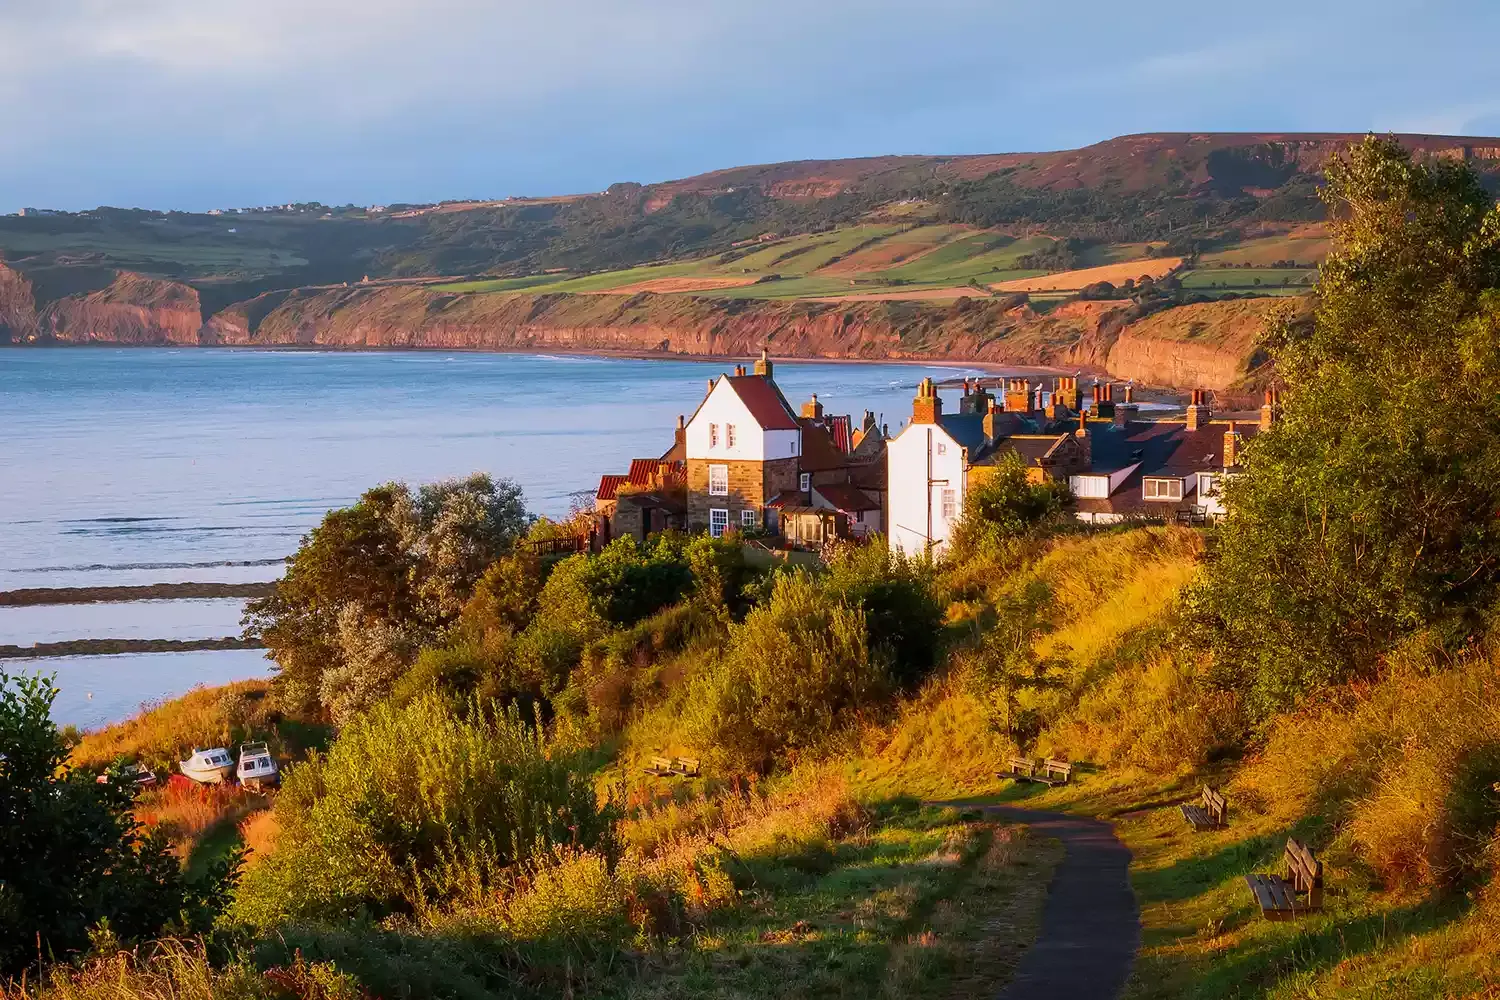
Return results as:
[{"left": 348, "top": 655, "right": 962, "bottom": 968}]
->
[
  {"left": 179, "top": 747, "right": 234, "bottom": 784},
  {"left": 236, "top": 741, "right": 279, "bottom": 790}
]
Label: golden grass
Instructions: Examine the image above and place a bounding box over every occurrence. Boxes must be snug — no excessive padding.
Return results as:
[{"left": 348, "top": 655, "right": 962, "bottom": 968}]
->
[
  {"left": 594, "top": 276, "right": 759, "bottom": 294},
  {"left": 135, "top": 781, "right": 270, "bottom": 858},
  {"left": 992, "top": 257, "right": 1182, "bottom": 292},
  {"left": 71, "top": 680, "right": 273, "bottom": 773}
]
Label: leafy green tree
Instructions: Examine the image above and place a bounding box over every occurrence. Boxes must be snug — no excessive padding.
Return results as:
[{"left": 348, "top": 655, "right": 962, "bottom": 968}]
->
[
  {"left": 950, "top": 454, "right": 1069, "bottom": 555},
  {"left": 0, "top": 673, "right": 221, "bottom": 974},
  {"left": 1193, "top": 136, "right": 1500, "bottom": 710},
  {"left": 245, "top": 476, "right": 529, "bottom": 716}
]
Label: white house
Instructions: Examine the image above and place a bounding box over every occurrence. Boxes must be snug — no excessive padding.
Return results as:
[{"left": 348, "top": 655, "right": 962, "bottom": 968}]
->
[{"left": 887, "top": 378, "right": 986, "bottom": 558}]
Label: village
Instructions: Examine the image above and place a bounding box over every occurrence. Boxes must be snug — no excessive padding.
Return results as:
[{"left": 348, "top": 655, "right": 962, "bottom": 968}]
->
[{"left": 588, "top": 348, "right": 1280, "bottom": 556}]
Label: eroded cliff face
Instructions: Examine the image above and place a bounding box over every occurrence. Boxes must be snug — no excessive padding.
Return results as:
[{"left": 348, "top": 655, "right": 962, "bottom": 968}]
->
[
  {"left": 7, "top": 265, "right": 1281, "bottom": 390},
  {"left": 40, "top": 272, "right": 204, "bottom": 345}
]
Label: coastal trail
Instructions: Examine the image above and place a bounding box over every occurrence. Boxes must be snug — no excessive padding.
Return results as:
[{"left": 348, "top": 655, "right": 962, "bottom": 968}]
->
[{"left": 930, "top": 801, "right": 1140, "bottom": 1000}]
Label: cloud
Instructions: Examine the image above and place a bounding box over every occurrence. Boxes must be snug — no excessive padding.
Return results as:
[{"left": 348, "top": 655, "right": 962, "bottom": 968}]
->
[{"left": 1, "top": 1, "right": 1499, "bottom": 211}]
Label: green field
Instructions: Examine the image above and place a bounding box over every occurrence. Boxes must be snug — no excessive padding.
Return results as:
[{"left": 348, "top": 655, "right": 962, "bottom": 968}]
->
[
  {"left": 1200, "top": 232, "right": 1330, "bottom": 267},
  {"left": 1180, "top": 267, "right": 1316, "bottom": 291}
]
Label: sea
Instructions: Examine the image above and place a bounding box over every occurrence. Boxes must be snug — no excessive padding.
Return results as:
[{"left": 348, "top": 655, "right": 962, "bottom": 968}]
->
[{"left": 1, "top": 347, "right": 997, "bottom": 729}]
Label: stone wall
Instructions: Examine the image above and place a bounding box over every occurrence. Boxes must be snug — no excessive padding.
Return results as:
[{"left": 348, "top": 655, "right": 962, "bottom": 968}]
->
[{"left": 686, "top": 457, "right": 799, "bottom": 530}]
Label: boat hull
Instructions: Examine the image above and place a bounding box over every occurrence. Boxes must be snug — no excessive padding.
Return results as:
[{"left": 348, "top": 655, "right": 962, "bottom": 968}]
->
[{"left": 179, "top": 762, "right": 235, "bottom": 784}]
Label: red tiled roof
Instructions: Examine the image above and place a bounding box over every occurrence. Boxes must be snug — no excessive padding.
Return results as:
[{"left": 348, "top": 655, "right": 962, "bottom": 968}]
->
[
  {"left": 827, "top": 415, "right": 853, "bottom": 454},
  {"left": 765, "top": 490, "right": 804, "bottom": 510},
  {"left": 627, "top": 458, "right": 659, "bottom": 486},
  {"left": 596, "top": 474, "right": 628, "bottom": 502},
  {"left": 798, "top": 419, "right": 850, "bottom": 472},
  {"left": 726, "top": 375, "right": 800, "bottom": 431}
]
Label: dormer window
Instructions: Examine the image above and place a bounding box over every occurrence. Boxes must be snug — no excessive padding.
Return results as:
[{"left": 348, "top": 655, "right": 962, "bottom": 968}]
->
[{"left": 1143, "top": 477, "right": 1183, "bottom": 501}]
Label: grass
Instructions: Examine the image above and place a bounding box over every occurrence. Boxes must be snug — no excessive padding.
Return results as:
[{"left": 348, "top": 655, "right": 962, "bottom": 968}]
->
[{"left": 1200, "top": 232, "right": 1330, "bottom": 268}]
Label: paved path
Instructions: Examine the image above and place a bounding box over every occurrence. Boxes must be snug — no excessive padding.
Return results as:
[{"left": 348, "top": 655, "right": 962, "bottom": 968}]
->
[{"left": 940, "top": 803, "right": 1141, "bottom": 1000}]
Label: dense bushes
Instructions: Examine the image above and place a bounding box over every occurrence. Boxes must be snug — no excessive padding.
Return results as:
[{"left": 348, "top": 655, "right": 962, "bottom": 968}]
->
[
  {"left": 231, "top": 694, "right": 612, "bottom": 928},
  {"left": 686, "top": 572, "right": 885, "bottom": 773},
  {"left": 0, "top": 673, "right": 222, "bottom": 975}
]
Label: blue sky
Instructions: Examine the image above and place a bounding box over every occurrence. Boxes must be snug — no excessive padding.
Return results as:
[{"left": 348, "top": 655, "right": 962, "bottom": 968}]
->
[{"left": 2, "top": 0, "right": 1496, "bottom": 212}]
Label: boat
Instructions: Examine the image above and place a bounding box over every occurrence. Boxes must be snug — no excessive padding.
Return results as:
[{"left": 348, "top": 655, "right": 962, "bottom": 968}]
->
[
  {"left": 236, "top": 741, "right": 279, "bottom": 790},
  {"left": 179, "top": 747, "right": 234, "bottom": 784},
  {"left": 96, "top": 763, "right": 158, "bottom": 789}
]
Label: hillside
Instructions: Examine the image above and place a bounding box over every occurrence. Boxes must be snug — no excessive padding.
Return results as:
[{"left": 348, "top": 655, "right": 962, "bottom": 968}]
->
[{"left": 4, "top": 131, "right": 1498, "bottom": 386}]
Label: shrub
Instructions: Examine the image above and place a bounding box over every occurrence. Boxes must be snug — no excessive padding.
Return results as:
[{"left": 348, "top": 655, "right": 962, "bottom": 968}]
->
[
  {"left": 686, "top": 572, "right": 885, "bottom": 773},
  {"left": 825, "top": 542, "right": 944, "bottom": 690},
  {"left": 950, "top": 455, "right": 1069, "bottom": 557},
  {"left": 231, "top": 693, "right": 614, "bottom": 927}
]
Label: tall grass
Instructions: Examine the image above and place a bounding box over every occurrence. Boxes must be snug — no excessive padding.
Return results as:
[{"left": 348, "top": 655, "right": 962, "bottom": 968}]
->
[
  {"left": 230, "top": 693, "right": 612, "bottom": 928},
  {"left": 71, "top": 681, "right": 277, "bottom": 774}
]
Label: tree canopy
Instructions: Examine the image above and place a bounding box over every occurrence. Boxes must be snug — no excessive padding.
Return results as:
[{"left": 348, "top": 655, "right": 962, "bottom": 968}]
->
[{"left": 1193, "top": 136, "right": 1500, "bottom": 711}]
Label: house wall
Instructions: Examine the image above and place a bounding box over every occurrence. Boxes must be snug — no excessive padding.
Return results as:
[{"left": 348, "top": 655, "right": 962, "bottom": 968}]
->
[
  {"left": 887, "top": 424, "right": 965, "bottom": 558},
  {"left": 684, "top": 380, "right": 800, "bottom": 462},
  {"left": 686, "top": 456, "right": 799, "bottom": 532}
]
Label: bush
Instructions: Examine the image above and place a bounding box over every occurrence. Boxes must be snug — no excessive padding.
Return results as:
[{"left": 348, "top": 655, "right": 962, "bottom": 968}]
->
[
  {"left": 686, "top": 572, "right": 886, "bottom": 773},
  {"left": 950, "top": 455, "right": 1069, "bottom": 557},
  {"left": 231, "top": 693, "right": 614, "bottom": 927},
  {"left": 824, "top": 542, "right": 943, "bottom": 690}
]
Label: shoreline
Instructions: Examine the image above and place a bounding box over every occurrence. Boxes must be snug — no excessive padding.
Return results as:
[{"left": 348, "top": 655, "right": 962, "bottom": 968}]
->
[
  {"left": 0, "top": 636, "right": 265, "bottom": 660},
  {"left": 1, "top": 340, "right": 1080, "bottom": 378}
]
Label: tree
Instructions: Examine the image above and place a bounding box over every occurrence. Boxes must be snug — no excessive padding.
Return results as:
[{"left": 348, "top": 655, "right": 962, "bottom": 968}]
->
[
  {"left": 0, "top": 673, "right": 221, "bottom": 974},
  {"left": 1192, "top": 136, "right": 1500, "bottom": 711},
  {"left": 950, "top": 454, "right": 1070, "bottom": 555},
  {"left": 245, "top": 476, "right": 530, "bottom": 716}
]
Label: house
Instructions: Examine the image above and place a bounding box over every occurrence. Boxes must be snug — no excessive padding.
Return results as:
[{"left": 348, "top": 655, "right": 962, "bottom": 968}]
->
[
  {"left": 683, "top": 351, "right": 803, "bottom": 537},
  {"left": 1070, "top": 388, "right": 1279, "bottom": 524},
  {"left": 887, "top": 375, "right": 1080, "bottom": 558}
]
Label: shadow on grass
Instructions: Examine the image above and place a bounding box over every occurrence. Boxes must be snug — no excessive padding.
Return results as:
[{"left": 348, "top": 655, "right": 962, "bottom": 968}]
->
[{"left": 1187, "top": 900, "right": 1467, "bottom": 1000}]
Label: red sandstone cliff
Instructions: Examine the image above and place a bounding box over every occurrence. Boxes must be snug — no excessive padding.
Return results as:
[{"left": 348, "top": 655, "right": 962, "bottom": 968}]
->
[{"left": 7, "top": 264, "right": 1284, "bottom": 390}]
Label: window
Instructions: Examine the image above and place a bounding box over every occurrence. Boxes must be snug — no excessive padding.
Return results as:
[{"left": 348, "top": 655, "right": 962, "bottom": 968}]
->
[
  {"left": 709, "top": 508, "right": 729, "bottom": 537},
  {"left": 1143, "top": 478, "right": 1183, "bottom": 501},
  {"left": 936, "top": 442, "right": 947, "bottom": 456},
  {"left": 1198, "top": 473, "right": 1218, "bottom": 497},
  {"left": 709, "top": 423, "right": 718, "bottom": 448},
  {"left": 799, "top": 472, "right": 811, "bottom": 492},
  {"left": 708, "top": 464, "right": 729, "bottom": 496},
  {"left": 726, "top": 423, "right": 736, "bottom": 449},
  {"left": 740, "top": 508, "right": 759, "bottom": 527},
  {"left": 941, "top": 488, "right": 957, "bottom": 520}
]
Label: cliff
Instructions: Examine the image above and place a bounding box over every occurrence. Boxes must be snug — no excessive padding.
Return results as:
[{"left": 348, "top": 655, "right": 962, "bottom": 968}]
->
[
  {"left": 7, "top": 263, "right": 1285, "bottom": 390},
  {"left": 202, "top": 284, "right": 1145, "bottom": 368}
]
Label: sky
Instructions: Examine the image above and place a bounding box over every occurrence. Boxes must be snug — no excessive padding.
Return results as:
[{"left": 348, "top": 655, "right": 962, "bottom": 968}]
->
[{"left": 2, "top": 0, "right": 1498, "bottom": 213}]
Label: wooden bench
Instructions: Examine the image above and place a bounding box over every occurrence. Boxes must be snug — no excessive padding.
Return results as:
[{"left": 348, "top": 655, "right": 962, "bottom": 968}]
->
[
  {"left": 643, "top": 756, "right": 676, "bottom": 777},
  {"left": 1038, "top": 758, "right": 1073, "bottom": 786},
  {"left": 1245, "top": 838, "right": 1323, "bottom": 920},
  {"left": 1181, "top": 786, "right": 1227, "bottom": 832},
  {"left": 1000, "top": 756, "right": 1037, "bottom": 781},
  {"left": 672, "top": 757, "right": 701, "bottom": 778}
]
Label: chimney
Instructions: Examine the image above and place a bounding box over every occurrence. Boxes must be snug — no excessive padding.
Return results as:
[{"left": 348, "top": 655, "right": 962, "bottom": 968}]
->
[
  {"left": 961, "top": 380, "right": 992, "bottom": 415},
  {"left": 1123, "top": 383, "right": 1134, "bottom": 404},
  {"left": 1095, "top": 380, "right": 1116, "bottom": 420},
  {"left": 911, "top": 377, "right": 942, "bottom": 424},
  {"left": 707, "top": 378, "right": 715, "bottom": 395},
  {"left": 801, "top": 393, "right": 824, "bottom": 419},
  {"left": 1223, "top": 419, "right": 1241, "bottom": 468},
  {"left": 734, "top": 364, "right": 746, "bottom": 377},
  {"left": 1185, "top": 388, "right": 1209, "bottom": 432},
  {"left": 983, "top": 394, "right": 1007, "bottom": 443},
  {"left": 1260, "top": 387, "right": 1279, "bottom": 431},
  {"left": 753, "top": 348, "right": 773, "bottom": 377},
  {"left": 1074, "top": 408, "right": 1092, "bottom": 466},
  {"left": 675, "top": 414, "right": 686, "bottom": 453},
  {"left": 1113, "top": 399, "right": 1138, "bottom": 428}
]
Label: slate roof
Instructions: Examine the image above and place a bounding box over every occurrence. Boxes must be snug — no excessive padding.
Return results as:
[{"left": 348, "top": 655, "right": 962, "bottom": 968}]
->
[
  {"left": 936, "top": 412, "right": 989, "bottom": 452},
  {"left": 814, "top": 484, "right": 881, "bottom": 512},
  {"left": 974, "top": 434, "right": 1071, "bottom": 467},
  {"left": 1071, "top": 418, "right": 1260, "bottom": 517},
  {"left": 726, "top": 375, "right": 800, "bottom": 430}
]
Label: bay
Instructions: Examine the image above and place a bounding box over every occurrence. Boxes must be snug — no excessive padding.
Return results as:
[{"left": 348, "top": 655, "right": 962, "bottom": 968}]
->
[{"left": 0, "top": 598, "right": 247, "bottom": 645}]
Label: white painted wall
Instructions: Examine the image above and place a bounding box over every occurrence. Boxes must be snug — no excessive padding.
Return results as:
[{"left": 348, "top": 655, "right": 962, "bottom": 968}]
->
[
  {"left": 684, "top": 378, "right": 800, "bottom": 461},
  {"left": 887, "top": 423, "right": 965, "bottom": 558}
]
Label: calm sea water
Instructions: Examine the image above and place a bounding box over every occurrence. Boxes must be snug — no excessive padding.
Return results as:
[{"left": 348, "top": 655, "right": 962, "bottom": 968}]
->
[{"left": 1, "top": 347, "right": 989, "bottom": 726}]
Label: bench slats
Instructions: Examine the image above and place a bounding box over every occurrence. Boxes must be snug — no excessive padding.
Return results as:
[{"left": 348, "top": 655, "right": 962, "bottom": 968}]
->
[
  {"left": 1180, "top": 803, "right": 1213, "bottom": 831},
  {"left": 1245, "top": 838, "right": 1323, "bottom": 919}
]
